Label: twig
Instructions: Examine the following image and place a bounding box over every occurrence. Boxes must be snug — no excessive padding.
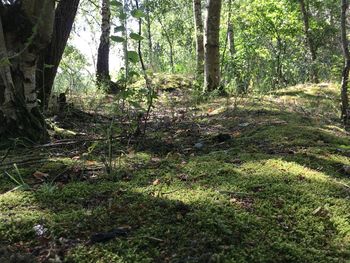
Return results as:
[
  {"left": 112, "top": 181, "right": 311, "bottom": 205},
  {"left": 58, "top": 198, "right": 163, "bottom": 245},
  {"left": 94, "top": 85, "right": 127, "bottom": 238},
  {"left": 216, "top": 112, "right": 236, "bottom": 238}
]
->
[
  {"left": 35, "top": 136, "right": 123, "bottom": 148},
  {"left": 218, "top": 191, "right": 250, "bottom": 196}
]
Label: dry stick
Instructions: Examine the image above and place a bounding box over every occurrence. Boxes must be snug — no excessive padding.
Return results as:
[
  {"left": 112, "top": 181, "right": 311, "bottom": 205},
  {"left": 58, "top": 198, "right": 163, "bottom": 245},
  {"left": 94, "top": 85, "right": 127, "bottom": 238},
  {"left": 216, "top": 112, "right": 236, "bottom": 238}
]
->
[
  {"left": 0, "top": 158, "right": 50, "bottom": 170},
  {"left": 35, "top": 136, "right": 125, "bottom": 148}
]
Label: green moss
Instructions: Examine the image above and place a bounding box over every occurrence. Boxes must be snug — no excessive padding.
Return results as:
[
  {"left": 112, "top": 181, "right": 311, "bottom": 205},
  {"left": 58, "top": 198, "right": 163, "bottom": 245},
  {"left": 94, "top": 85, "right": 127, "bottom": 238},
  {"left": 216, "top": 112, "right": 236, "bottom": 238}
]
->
[{"left": 0, "top": 84, "right": 350, "bottom": 262}]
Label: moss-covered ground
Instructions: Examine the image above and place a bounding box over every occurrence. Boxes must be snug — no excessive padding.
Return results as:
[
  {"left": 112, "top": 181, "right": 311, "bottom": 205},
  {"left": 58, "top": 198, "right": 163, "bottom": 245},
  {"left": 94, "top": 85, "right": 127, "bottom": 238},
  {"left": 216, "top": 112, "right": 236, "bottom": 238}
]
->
[{"left": 0, "top": 83, "right": 349, "bottom": 262}]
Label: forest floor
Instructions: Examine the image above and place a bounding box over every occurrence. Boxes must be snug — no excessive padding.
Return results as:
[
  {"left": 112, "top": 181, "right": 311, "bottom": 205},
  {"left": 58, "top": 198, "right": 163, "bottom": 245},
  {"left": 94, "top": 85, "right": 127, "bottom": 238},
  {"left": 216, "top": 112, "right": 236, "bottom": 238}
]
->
[{"left": 0, "top": 81, "right": 350, "bottom": 262}]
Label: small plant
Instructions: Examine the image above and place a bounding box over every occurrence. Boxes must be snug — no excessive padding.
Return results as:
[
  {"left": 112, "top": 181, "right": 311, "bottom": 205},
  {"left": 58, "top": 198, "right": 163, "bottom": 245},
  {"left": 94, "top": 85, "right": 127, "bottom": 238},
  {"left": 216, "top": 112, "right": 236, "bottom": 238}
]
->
[
  {"left": 38, "top": 182, "right": 58, "bottom": 194},
  {"left": 4, "top": 164, "right": 31, "bottom": 192}
]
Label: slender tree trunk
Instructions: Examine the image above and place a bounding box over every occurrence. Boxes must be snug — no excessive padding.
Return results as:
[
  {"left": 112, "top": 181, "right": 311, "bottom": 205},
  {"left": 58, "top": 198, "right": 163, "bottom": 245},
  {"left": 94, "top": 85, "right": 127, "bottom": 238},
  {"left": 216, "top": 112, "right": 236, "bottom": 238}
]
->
[
  {"left": 193, "top": 0, "right": 204, "bottom": 76},
  {"left": 0, "top": 0, "right": 55, "bottom": 143},
  {"left": 158, "top": 18, "right": 175, "bottom": 73},
  {"left": 228, "top": 22, "right": 235, "bottom": 57},
  {"left": 96, "top": 0, "right": 111, "bottom": 85},
  {"left": 341, "top": 0, "right": 350, "bottom": 127},
  {"left": 36, "top": 0, "right": 80, "bottom": 109},
  {"left": 204, "top": 0, "right": 222, "bottom": 91},
  {"left": 145, "top": 0, "right": 153, "bottom": 70},
  {"left": 298, "top": 0, "right": 319, "bottom": 83},
  {"left": 122, "top": 0, "right": 129, "bottom": 78}
]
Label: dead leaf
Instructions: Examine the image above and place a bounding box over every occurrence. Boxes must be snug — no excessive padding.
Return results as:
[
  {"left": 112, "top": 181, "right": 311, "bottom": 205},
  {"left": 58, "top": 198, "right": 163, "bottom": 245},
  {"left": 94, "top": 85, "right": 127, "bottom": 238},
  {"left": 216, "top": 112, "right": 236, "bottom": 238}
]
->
[
  {"left": 33, "top": 171, "right": 49, "bottom": 181},
  {"left": 152, "top": 179, "right": 161, "bottom": 186},
  {"left": 86, "top": 160, "right": 97, "bottom": 166},
  {"left": 312, "top": 206, "right": 322, "bottom": 215}
]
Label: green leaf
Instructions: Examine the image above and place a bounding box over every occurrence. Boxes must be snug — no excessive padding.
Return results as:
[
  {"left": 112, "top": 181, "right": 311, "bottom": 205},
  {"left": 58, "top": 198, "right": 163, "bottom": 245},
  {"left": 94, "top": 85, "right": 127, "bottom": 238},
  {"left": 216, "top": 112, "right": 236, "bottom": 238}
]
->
[
  {"left": 111, "top": 1, "right": 123, "bottom": 7},
  {"left": 119, "top": 12, "right": 127, "bottom": 20},
  {"left": 114, "top": 26, "right": 125, "bottom": 33},
  {"left": 129, "top": 33, "right": 144, "bottom": 41},
  {"left": 44, "top": 64, "right": 55, "bottom": 69},
  {"left": 127, "top": 51, "right": 139, "bottom": 63},
  {"left": 111, "top": 36, "right": 125, "bottom": 42},
  {"left": 131, "top": 9, "right": 146, "bottom": 18},
  {"left": 129, "top": 71, "right": 140, "bottom": 78}
]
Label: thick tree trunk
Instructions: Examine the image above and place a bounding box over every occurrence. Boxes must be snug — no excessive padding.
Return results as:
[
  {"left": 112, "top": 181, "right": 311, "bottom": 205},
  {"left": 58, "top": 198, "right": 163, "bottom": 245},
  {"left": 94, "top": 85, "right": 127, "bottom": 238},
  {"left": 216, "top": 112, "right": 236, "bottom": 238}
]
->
[
  {"left": 193, "top": 0, "right": 204, "bottom": 76},
  {"left": 96, "top": 0, "right": 111, "bottom": 85},
  {"left": 37, "top": 0, "right": 80, "bottom": 109},
  {"left": 298, "top": 0, "right": 319, "bottom": 83},
  {"left": 204, "top": 0, "right": 222, "bottom": 92},
  {"left": 0, "top": 0, "right": 55, "bottom": 143},
  {"left": 341, "top": 0, "right": 350, "bottom": 128}
]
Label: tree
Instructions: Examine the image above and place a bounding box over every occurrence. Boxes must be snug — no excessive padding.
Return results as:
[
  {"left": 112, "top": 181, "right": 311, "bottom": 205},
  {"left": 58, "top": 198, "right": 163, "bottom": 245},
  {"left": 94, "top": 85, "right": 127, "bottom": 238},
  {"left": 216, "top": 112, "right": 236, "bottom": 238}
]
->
[
  {"left": 204, "top": 0, "right": 222, "bottom": 91},
  {"left": 96, "top": 0, "right": 111, "bottom": 85},
  {"left": 340, "top": 0, "right": 350, "bottom": 127},
  {"left": 36, "top": 0, "right": 80, "bottom": 109},
  {"left": 0, "top": 0, "right": 55, "bottom": 143},
  {"left": 298, "top": 0, "right": 319, "bottom": 83},
  {"left": 193, "top": 0, "right": 204, "bottom": 76}
]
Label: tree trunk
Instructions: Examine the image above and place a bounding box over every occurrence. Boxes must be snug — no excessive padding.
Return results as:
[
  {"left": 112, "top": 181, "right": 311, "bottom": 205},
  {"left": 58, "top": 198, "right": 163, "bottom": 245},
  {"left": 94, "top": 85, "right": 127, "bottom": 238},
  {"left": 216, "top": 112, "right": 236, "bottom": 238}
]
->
[
  {"left": 122, "top": 0, "right": 129, "bottom": 78},
  {"left": 0, "top": 0, "right": 55, "bottom": 143},
  {"left": 36, "top": 0, "right": 80, "bottom": 109},
  {"left": 204, "top": 0, "right": 222, "bottom": 92},
  {"left": 96, "top": 0, "right": 111, "bottom": 85},
  {"left": 193, "top": 0, "right": 204, "bottom": 76},
  {"left": 157, "top": 18, "right": 174, "bottom": 73},
  {"left": 145, "top": 0, "right": 153, "bottom": 70},
  {"left": 298, "top": 0, "right": 319, "bottom": 83},
  {"left": 341, "top": 0, "right": 350, "bottom": 128},
  {"left": 227, "top": 22, "right": 235, "bottom": 57}
]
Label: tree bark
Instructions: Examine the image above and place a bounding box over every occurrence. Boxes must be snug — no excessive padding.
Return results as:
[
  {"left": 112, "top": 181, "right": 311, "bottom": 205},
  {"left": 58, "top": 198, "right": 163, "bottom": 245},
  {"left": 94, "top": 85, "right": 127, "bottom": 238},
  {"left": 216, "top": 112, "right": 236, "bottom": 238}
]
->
[
  {"left": 0, "top": 0, "right": 55, "bottom": 143},
  {"left": 96, "top": 0, "right": 111, "bottom": 85},
  {"left": 227, "top": 22, "right": 235, "bottom": 57},
  {"left": 122, "top": 0, "right": 129, "bottom": 78},
  {"left": 145, "top": 0, "right": 153, "bottom": 70},
  {"left": 298, "top": 0, "right": 319, "bottom": 83},
  {"left": 36, "top": 0, "right": 80, "bottom": 109},
  {"left": 193, "top": 0, "right": 204, "bottom": 76},
  {"left": 341, "top": 0, "right": 350, "bottom": 127},
  {"left": 204, "top": 0, "right": 222, "bottom": 92}
]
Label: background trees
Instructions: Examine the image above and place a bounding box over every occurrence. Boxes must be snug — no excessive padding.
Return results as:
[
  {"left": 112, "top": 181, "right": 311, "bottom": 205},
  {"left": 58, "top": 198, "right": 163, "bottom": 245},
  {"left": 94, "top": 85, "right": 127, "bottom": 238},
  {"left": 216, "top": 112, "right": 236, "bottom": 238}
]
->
[{"left": 1, "top": 0, "right": 349, "bottom": 142}]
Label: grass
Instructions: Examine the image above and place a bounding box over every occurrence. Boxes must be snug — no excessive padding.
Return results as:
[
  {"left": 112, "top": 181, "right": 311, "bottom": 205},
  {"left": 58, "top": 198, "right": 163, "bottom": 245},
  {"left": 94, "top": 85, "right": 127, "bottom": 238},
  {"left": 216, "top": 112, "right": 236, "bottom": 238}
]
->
[{"left": 0, "top": 82, "right": 349, "bottom": 262}]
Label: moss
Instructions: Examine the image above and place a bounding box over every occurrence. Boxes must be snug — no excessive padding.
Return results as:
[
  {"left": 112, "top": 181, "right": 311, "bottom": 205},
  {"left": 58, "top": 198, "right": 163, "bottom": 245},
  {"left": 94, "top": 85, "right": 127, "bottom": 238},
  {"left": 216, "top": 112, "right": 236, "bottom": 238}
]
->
[{"left": 0, "top": 84, "right": 350, "bottom": 262}]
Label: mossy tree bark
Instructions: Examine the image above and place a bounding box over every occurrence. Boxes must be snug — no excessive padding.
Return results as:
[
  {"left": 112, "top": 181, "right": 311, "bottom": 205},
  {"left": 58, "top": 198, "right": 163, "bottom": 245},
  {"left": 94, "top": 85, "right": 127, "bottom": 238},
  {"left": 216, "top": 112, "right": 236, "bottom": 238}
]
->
[
  {"left": 204, "top": 0, "right": 222, "bottom": 92},
  {"left": 0, "top": 0, "right": 55, "bottom": 143}
]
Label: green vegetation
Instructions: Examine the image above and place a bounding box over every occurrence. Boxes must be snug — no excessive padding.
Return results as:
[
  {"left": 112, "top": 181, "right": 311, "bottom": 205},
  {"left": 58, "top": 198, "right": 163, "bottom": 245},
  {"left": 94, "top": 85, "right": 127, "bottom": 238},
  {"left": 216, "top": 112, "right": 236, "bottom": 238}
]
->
[{"left": 1, "top": 84, "right": 349, "bottom": 262}]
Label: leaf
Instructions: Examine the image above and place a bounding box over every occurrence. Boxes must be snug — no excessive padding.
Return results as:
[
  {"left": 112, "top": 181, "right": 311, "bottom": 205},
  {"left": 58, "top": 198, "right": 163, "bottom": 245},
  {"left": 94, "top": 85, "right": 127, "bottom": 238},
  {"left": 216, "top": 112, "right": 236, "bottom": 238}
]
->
[
  {"left": 131, "top": 9, "right": 146, "bottom": 18},
  {"left": 111, "top": 1, "right": 123, "bottom": 7},
  {"left": 129, "top": 70, "right": 140, "bottom": 78},
  {"left": 129, "top": 33, "right": 144, "bottom": 41},
  {"left": 127, "top": 51, "right": 139, "bottom": 63},
  {"left": 44, "top": 64, "right": 55, "bottom": 69},
  {"left": 111, "top": 36, "right": 125, "bottom": 43},
  {"left": 152, "top": 179, "right": 161, "bottom": 186},
  {"left": 118, "top": 12, "right": 127, "bottom": 20},
  {"left": 33, "top": 171, "right": 49, "bottom": 181},
  {"left": 114, "top": 26, "right": 125, "bottom": 33}
]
